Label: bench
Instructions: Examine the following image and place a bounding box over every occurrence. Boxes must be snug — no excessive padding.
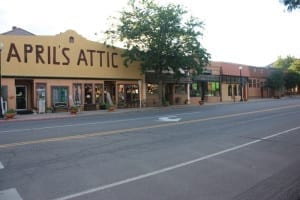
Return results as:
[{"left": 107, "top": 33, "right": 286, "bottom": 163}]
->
[
  {"left": 84, "top": 104, "right": 96, "bottom": 111},
  {"left": 53, "top": 102, "right": 68, "bottom": 112}
]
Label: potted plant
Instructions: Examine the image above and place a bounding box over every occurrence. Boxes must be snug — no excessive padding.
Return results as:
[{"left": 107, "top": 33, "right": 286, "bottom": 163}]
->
[
  {"left": 108, "top": 105, "right": 115, "bottom": 112},
  {"left": 162, "top": 99, "right": 169, "bottom": 106},
  {"left": 4, "top": 109, "right": 16, "bottom": 119},
  {"left": 99, "top": 102, "right": 107, "bottom": 110},
  {"left": 32, "top": 107, "right": 38, "bottom": 114},
  {"left": 69, "top": 105, "right": 78, "bottom": 115},
  {"left": 46, "top": 107, "right": 53, "bottom": 113}
]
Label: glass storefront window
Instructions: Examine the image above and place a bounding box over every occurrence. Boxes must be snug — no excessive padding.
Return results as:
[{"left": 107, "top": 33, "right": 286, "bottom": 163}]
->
[
  {"left": 190, "top": 82, "right": 201, "bottom": 97},
  {"left": 73, "top": 84, "right": 82, "bottom": 105},
  {"left": 175, "top": 85, "right": 186, "bottom": 94},
  {"left": 249, "top": 79, "right": 253, "bottom": 88},
  {"left": 233, "top": 85, "right": 237, "bottom": 96},
  {"left": 36, "top": 84, "right": 46, "bottom": 101},
  {"left": 207, "top": 82, "right": 220, "bottom": 96},
  {"left": 1, "top": 86, "right": 8, "bottom": 112},
  {"left": 52, "top": 87, "right": 68, "bottom": 105},
  {"left": 95, "top": 84, "right": 103, "bottom": 104},
  {"left": 228, "top": 85, "right": 232, "bottom": 96},
  {"left": 84, "top": 84, "right": 93, "bottom": 104},
  {"left": 116, "top": 84, "right": 140, "bottom": 108},
  {"left": 118, "top": 85, "right": 125, "bottom": 104},
  {"left": 36, "top": 83, "right": 46, "bottom": 113},
  {"left": 147, "top": 84, "right": 158, "bottom": 95},
  {"left": 1, "top": 86, "right": 8, "bottom": 101},
  {"left": 125, "top": 84, "right": 139, "bottom": 107}
]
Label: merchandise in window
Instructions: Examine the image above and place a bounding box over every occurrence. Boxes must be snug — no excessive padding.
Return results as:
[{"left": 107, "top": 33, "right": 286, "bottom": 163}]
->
[
  {"left": 95, "top": 84, "right": 103, "bottom": 104},
  {"left": 147, "top": 84, "right": 158, "bottom": 95},
  {"left": 84, "top": 84, "right": 93, "bottom": 104},
  {"left": 73, "top": 84, "right": 82, "bottom": 105},
  {"left": 52, "top": 87, "right": 68, "bottom": 105},
  {"left": 190, "top": 83, "right": 201, "bottom": 97},
  {"left": 207, "top": 82, "right": 220, "bottom": 96}
]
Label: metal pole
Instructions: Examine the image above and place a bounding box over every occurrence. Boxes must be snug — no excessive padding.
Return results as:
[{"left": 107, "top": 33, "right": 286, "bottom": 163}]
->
[
  {"left": 239, "top": 67, "right": 243, "bottom": 101},
  {"left": 187, "top": 71, "right": 190, "bottom": 104}
]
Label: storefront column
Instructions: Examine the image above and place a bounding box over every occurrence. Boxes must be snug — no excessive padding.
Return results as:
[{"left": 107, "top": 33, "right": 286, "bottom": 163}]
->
[
  {"left": 143, "top": 79, "right": 146, "bottom": 107},
  {"left": 186, "top": 83, "right": 190, "bottom": 104}
]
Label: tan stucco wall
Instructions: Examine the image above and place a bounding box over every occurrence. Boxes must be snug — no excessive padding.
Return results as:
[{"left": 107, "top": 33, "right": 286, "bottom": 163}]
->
[
  {"left": 2, "top": 78, "right": 16, "bottom": 109},
  {"left": 222, "top": 83, "right": 243, "bottom": 102},
  {"left": 0, "top": 30, "right": 143, "bottom": 80}
]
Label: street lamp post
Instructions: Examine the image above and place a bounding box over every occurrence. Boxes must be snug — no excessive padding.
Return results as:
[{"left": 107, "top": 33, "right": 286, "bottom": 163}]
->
[
  {"left": 0, "top": 42, "right": 3, "bottom": 118},
  {"left": 183, "top": 68, "right": 190, "bottom": 105},
  {"left": 239, "top": 66, "right": 243, "bottom": 101}
]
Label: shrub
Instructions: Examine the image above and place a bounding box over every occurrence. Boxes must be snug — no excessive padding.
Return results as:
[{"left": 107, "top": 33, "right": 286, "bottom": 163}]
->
[{"left": 5, "top": 108, "right": 16, "bottom": 114}]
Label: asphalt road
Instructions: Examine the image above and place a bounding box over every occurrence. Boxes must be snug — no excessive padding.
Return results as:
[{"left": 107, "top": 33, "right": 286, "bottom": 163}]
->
[{"left": 0, "top": 98, "right": 300, "bottom": 200}]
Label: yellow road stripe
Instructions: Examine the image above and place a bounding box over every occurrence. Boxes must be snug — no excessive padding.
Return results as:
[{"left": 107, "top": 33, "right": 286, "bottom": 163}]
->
[{"left": 0, "top": 104, "right": 299, "bottom": 149}]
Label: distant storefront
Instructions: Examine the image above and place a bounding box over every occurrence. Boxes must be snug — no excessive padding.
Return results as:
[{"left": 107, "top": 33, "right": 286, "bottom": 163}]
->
[
  {"left": 145, "top": 72, "right": 191, "bottom": 106},
  {"left": 190, "top": 62, "right": 250, "bottom": 104}
]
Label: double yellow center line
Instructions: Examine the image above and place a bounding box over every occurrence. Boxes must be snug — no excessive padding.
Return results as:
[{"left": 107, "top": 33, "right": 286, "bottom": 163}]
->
[{"left": 0, "top": 104, "right": 299, "bottom": 149}]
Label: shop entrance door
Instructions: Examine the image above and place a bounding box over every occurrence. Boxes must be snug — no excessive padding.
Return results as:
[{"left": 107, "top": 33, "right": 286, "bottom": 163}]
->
[
  {"left": 16, "top": 85, "right": 27, "bottom": 110},
  {"left": 104, "top": 81, "right": 116, "bottom": 105}
]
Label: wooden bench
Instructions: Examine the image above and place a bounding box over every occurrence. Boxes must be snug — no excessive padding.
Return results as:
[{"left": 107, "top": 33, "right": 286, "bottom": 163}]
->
[
  {"left": 84, "top": 104, "right": 97, "bottom": 111},
  {"left": 53, "top": 102, "right": 68, "bottom": 112}
]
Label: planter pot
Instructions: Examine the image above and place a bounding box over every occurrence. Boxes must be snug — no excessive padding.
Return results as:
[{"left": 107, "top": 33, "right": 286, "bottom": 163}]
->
[
  {"left": 108, "top": 107, "right": 115, "bottom": 112},
  {"left": 70, "top": 110, "right": 77, "bottom": 115},
  {"left": 99, "top": 105, "right": 107, "bottom": 110},
  {"left": 4, "top": 113, "right": 16, "bottom": 120}
]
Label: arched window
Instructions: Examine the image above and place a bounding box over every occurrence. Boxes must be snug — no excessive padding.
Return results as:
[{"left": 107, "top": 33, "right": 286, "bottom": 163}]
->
[
  {"left": 239, "top": 85, "right": 242, "bottom": 96},
  {"left": 69, "top": 36, "right": 74, "bottom": 43},
  {"left": 233, "top": 85, "right": 237, "bottom": 96},
  {"left": 228, "top": 85, "right": 232, "bottom": 96}
]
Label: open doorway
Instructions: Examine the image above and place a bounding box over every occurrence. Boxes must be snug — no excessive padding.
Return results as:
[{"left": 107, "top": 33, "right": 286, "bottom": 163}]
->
[
  {"left": 16, "top": 85, "right": 27, "bottom": 110},
  {"left": 104, "top": 81, "right": 116, "bottom": 105}
]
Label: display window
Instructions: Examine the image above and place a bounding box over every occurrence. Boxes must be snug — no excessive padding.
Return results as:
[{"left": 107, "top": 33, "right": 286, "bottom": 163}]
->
[
  {"left": 52, "top": 87, "right": 68, "bottom": 105},
  {"left": 73, "top": 84, "right": 82, "bottom": 105},
  {"left": 84, "top": 84, "right": 93, "bottom": 104}
]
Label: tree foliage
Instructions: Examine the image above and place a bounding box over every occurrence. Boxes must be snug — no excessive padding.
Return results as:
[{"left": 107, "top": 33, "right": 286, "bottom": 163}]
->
[
  {"left": 266, "top": 70, "right": 284, "bottom": 91},
  {"left": 104, "top": 0, "right": 210, "bottom": 77},
  {"left": 289, "top": 59, "right": 300, "bottom": 72},
  {"left": 270, "top": 56, "right": 300, "bottom": 94},
  {"left": 284, "top": 71, "right": 300, "bottom": 90},
  {"left": 273, "top": 56, "right": 295, "bottom": 71},
  {"left": 280, "top": 0, "right": 300, "bottom": 11},
  {"left": 273, "top": 56, "right": 300, "bottom": 72}
]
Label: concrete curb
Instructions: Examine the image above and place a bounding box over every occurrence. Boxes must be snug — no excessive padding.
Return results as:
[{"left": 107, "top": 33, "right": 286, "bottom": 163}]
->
[{"left": 0, "top": 97, "right": 297, "bottom": 123}]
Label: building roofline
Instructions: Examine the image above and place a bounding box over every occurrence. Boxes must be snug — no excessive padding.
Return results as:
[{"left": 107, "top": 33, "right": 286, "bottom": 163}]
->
[{"left": 1, "top": 26, "right": 35, "bottom": 36}]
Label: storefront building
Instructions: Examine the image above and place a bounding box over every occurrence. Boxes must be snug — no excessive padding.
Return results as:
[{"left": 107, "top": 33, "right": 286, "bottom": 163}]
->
[
  {"left": 248, "top": 66, "right": 270, "bottom": 98},
  {"left": 145, "top": 72, "right": 191, "bottom": 106},
  {"left": 0, "top": 28, "right": 145, "bottom": 113},
  {"left": 190, "top": 61, "right": 277, "bottom": 104},
  {"left": 0, "top": 27, "right": 275, "bottom": 113},
  {"left": 190, "top": 61, "right": 251, "bottom": 104}
]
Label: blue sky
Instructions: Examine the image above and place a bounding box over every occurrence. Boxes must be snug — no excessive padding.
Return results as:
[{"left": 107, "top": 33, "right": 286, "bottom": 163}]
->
[{"left": 0, "top": 0, "right": 299, "bottom": 66}]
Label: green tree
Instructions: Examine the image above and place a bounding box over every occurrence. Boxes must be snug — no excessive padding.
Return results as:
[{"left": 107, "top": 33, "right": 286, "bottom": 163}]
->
[
  {"left": 273, "top": 56, "right": 295, "bottom": 71},
  {"left": 288, "top": 59, "right": 300, "bottom": 94},
  {"left": 280, "top": 0, "right": 300, "bottom": 11},
  {"left": 284, "top": 71, "right": 300, "bottom": 91},
  {"left": 289, "top": 59, "right": 300, "bottom": 72},
  {"left": 266, "top": 70, "right": 284, "bottom": 96},
  {"left": 105, "top": 0, "right": 210, "bottom": 105}
]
